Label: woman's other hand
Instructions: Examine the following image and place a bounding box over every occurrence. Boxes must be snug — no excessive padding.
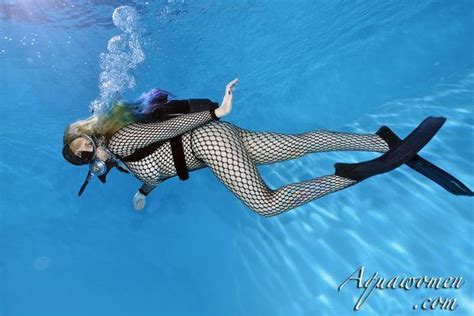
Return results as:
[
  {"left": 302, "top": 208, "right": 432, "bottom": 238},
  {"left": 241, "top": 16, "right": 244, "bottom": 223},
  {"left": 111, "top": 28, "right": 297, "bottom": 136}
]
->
[
  {"left": 133, "top": 191, "right": 146, "bottom": 211},
  {"left": 215, "top": 77, "right": 238, "bottom": 118}
]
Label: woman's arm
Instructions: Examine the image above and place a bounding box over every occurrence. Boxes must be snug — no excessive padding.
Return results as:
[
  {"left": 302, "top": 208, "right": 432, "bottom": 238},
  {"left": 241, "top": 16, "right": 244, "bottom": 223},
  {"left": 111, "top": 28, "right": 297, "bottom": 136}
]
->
[
  {"left": 109, "top": 78, "right": 239, "bottom": 157},
  {"left": 109, "top": 110, "right": 218, "bottom": 156}
]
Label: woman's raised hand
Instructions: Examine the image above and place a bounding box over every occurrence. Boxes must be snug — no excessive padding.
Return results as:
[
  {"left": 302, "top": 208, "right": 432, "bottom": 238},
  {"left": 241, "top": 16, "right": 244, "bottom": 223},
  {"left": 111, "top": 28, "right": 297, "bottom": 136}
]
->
[{"left": 215, "top": 77, "right": 239, "bottom": 118}]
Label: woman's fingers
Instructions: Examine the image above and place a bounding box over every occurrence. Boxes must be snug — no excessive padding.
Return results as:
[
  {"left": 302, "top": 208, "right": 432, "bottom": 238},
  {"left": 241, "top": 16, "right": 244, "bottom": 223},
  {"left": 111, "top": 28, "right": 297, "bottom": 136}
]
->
[
  {"left": 226, "top": 77, "right": 239, "bottom": 90},
  {"left": 227, "top": 77, "right": 238, "bottom": 85}
]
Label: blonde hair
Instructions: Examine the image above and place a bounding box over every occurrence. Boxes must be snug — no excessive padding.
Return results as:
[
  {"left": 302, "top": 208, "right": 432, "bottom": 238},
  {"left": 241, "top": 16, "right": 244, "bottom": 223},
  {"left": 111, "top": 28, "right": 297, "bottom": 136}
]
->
[{"left": 63, "top": 102, "right": 138, "bottom": 145}]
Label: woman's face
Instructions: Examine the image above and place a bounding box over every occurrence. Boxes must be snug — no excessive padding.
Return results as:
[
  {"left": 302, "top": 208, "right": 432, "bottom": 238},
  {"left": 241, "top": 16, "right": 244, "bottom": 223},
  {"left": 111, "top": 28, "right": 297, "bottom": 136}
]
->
[{"left": 69, "top": 136, "right": 94, "bottom": 158}]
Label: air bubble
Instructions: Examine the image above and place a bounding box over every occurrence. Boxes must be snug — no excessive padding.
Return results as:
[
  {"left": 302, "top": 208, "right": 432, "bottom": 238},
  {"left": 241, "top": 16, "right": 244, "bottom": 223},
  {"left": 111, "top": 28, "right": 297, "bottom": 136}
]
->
[
  {"left": 107, "top": 35, "right": 127, "bottom": 53},
  {"left": 112, "top": 6, "right": 139, "bottom": 34},
  {"left": 90, "top": 6, "right": 145, "bottom": 114}
]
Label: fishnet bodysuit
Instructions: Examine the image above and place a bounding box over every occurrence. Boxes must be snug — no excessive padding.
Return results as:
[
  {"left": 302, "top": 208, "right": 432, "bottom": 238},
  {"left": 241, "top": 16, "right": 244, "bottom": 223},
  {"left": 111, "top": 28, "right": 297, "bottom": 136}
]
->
[{"left": 107, "top": 110, "right": 390, "bottom": 217}]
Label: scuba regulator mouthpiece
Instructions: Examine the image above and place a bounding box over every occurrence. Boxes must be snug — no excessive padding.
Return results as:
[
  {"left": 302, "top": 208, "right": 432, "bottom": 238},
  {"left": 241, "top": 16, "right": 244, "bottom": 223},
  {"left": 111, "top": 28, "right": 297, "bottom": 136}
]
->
[{"left": 89, "top": 159, "right": 107, "bottom": 176}]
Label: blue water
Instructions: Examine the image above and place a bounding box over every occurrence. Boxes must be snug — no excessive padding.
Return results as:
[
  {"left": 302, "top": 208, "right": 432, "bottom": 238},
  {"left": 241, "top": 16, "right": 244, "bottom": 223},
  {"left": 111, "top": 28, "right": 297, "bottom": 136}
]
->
[{"left": 1, "top": 1, "right": 473, "bottom": 315}]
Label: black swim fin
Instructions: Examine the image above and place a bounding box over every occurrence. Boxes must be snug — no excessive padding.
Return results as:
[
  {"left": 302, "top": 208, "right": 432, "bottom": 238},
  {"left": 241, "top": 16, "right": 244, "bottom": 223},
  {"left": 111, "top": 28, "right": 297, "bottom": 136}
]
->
[
  {"left": 376, "top": 126, "right": 473, "bottom": 196},
  {"left": 335, "top": 116, "right": 446, "bottom": 182}
]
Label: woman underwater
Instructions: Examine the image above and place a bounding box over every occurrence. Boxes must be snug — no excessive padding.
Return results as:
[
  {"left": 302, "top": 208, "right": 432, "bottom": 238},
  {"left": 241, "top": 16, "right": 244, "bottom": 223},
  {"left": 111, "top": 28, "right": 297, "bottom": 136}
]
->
[{"left": 62, "top": 78, "right": 472, "bottom": 217}]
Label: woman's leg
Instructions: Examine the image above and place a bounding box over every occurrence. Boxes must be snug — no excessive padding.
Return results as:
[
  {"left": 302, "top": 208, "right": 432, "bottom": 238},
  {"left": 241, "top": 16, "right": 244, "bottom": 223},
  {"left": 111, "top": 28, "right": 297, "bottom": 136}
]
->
[
  {"left": 238, "top": 127, "right": 390, "bottom": 165},
  {"left": 191, "top": 122, "right": 357, "bottom": 217}
]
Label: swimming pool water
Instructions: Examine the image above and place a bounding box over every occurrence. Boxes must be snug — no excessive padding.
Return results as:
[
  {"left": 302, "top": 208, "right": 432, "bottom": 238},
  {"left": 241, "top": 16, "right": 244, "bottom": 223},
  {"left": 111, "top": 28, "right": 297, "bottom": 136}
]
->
[{"left": 1, "top": 1, "right": 473, "bottom": 315}]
